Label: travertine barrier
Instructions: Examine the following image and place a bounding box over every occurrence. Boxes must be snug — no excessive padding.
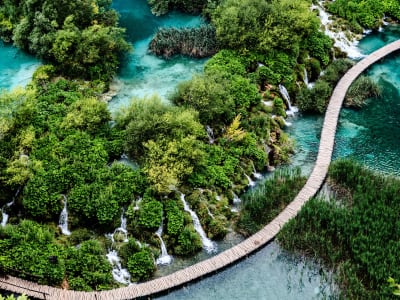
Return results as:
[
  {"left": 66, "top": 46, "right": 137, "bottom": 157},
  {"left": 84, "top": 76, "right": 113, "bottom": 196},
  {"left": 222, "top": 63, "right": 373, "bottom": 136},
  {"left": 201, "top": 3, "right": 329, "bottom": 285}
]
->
[{"left": 2, "top": 40, "right": 400, "bottom": 300}]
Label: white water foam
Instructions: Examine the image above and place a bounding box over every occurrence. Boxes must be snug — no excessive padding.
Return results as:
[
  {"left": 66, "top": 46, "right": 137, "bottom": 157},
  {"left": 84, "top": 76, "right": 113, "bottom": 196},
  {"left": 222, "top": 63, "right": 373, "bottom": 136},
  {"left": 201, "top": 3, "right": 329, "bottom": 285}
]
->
[
  {"left": 58, "top": 195, "right": 71, "bottom": 235},
  {"left": 155, "top": 221, "right": 173, "bottom": 265},
  {"left": 180, "top": 193, "right": 217, "bottom": 253},
  {"left": 312, "top": 1, "right": 365, "bottom": 59},
  {"left": 106, "top": 250, "right": 132, "bottom": 285}
]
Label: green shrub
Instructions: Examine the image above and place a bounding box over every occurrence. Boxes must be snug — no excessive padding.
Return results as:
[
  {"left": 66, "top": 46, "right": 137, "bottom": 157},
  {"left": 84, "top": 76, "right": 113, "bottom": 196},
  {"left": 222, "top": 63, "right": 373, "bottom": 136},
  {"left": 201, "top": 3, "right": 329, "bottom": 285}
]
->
[
  {"left": 138, "top": 200, "right": 163, "bottom": 230},
  {"left": 127, "top": 249, "right": 155, "bottom": 281},
  {"left": 165, "top": 200, "right": 185, "bottom": 236},
  {"left": 174, "top": 225, "right": 202, "bottom": 256},
  {"left": 149, "top": 25, "right": 217, "bottom": 58}
]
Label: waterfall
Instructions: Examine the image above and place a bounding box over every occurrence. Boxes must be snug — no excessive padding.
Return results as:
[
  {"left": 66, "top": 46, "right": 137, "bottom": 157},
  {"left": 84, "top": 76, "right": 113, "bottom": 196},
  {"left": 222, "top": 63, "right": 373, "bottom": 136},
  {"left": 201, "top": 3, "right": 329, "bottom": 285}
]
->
[
  {"left": 180, "top": 193, "right": 217, "bottom": 253},
  {"left": 303, "top": 68, "right": 314, "bottom": 88},
  {"left": 252, "top": 163, "right": 263, "bottom": 180},
  {"left": 105, "top": 209, "right": 131, "bottom": 285},
  {"left": 58, "top": 195, "right": 71, "bottom": 236},
  {"left": 109, "top": 210, "right": 129, "bottom": 243},
  {"left": 155, "top": 220, "right": 173, "bottom": 265},
  {"left": 1, "top": 202, "right": 12, "bottom": 227},
  {"left": 245, "top": 174, "right": 256, "bottom": 187},
  {"left": 206, "top": 125, "right": 215, "bottom": 144},
  {"left": 1, "top": 187, "right": 20, "bottom": 227},
  {"left": 106, "top": 250, "right": 132, "bottom": 285},
  {"left": 233, "top": 193, "right": 241, "bottom": 204},
  {"left": 312, "top": 1, "right": 364, "bottom": 59},
  {"left": 303, "top": 68, "right": 309, "bottom": 86},
  {"left": 134, "top": 197, "right": 142, "bottom": 211},
  {"left": 231, "top": 192, "right": 241, "bottom": 213},
  {"left": 278, "top": 84, "right": 298, "bottom": 116}
]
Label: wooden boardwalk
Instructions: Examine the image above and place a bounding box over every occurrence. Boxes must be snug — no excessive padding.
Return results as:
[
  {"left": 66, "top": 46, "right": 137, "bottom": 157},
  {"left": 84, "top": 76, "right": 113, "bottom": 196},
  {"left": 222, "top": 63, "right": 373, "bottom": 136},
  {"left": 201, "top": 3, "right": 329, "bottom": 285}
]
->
[{"left": 1, "top": 40, "right": 400, "bottom": 300}]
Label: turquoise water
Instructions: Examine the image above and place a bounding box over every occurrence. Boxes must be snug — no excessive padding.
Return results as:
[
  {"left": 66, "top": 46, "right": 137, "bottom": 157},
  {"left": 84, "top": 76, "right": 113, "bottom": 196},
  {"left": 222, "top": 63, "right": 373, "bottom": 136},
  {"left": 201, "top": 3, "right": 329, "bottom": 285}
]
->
[
  {"left": 1, "top": 3, "right": 398, "bottom": 298},
  {"left": 157, "top": 242, "right": 335, "bottom": 300},
  {"left": 288, "top": 24, "right": 400, "bottom": 177},
  {"left": 156, "top": 26, "right": 400, "bottom": 300},
  {"left": 333, "top": 25, "right": 400, "bottom": 175},
  {"left": 0, "top": 42, "right": 40, "bottom": 90},
  {"left": 108, "top": 0, "right": 207, "bottom": 113}
]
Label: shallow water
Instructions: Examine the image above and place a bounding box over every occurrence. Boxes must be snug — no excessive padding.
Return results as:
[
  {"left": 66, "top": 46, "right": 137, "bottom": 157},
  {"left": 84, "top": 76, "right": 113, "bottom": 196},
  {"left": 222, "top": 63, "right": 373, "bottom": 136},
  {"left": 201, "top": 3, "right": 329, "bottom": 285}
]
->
[
  {"left": 0, "top": 42, "right": 40, "bottom": 90},
  {"left": 157, "top": 241, "right": 336, "bottom": 300},
  {"left": 289, "top": 24, "right": 400, "bottom": 177},
  {"left": 1, "top": 4, "right": 398, "bottom": 299},
  {"left": 108, "top": 0, "right": 207, "bottom": 113},
  {"left": 333, "top": 25, "right": 400, "bottom": 175}
]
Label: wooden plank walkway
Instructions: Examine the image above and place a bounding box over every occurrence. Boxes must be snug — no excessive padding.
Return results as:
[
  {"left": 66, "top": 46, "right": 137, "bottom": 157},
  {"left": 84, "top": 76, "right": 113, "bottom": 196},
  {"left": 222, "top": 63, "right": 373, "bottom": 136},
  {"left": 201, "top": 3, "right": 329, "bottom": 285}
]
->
[{"left": 2, "top": 40, "right": 400, "bottom": 300}]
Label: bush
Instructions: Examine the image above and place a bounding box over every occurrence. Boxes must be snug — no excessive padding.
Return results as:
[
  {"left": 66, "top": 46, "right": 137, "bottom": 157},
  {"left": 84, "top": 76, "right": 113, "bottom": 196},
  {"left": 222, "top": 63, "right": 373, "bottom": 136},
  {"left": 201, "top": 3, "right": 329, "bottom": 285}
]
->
[
  {"left": 138, "top": 200, "right": 163, "bottom": 230},
  {"left": 165, "top": 200, "right": 185, "bottom": 236},
  {"left": 127, "top": 249, "right": 155, "bottom": 281},
  {"left": 174, "top": 225, "right": 202, "bottom": 256}
]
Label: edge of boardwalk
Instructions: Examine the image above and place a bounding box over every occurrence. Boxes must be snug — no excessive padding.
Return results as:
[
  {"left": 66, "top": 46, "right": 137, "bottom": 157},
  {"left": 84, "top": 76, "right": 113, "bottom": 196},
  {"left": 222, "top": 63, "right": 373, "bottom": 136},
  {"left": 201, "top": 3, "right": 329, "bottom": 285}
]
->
[{"left": 2, "top": 40, "right": 400, "bottom": 300}]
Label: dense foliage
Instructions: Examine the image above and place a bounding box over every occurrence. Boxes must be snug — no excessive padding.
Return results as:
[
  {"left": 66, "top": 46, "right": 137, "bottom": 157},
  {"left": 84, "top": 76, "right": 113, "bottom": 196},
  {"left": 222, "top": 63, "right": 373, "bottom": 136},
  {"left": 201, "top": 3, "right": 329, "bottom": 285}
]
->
[
  {"left": 296, "top": 58, "right": 354, "bottom": 113},
  {"left": 0, "top": 220, "right": 115, "bottom": 290},
  {"left": 327, "top": 0, "right": 400, "bottom": 31},
  {"left": 278, "top": 159, "right": 400, "bottom": 299},
  {"left": 1, "top": 0, "right": 380, "bottom": 291},
  {"left": 0, "top": 0, "right": 130, "bottom": 82}
]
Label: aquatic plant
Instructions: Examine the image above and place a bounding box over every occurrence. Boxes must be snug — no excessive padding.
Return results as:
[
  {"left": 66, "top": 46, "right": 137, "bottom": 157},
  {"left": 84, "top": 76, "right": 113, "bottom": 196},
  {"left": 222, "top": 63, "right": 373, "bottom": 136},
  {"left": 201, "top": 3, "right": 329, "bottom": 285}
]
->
[
  {"left": 345, "top": 75, "right": 380, "bottom": 108},
  {"left": 149, "top": 25, "right": 217, "bottom": 58},
  {"left": 279, "top": 159, "right": 400, "bottom": 299},
  {"left": 237, "top": 167, "right": 306, "bottom": 236}
]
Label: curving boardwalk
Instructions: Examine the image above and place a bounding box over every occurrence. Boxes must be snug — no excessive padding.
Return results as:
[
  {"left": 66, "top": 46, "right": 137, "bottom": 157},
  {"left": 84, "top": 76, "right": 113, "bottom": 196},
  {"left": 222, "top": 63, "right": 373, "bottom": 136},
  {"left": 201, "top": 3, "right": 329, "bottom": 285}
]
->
[{"left": 2, "top": 40, "right": 400, "bottom": 300}]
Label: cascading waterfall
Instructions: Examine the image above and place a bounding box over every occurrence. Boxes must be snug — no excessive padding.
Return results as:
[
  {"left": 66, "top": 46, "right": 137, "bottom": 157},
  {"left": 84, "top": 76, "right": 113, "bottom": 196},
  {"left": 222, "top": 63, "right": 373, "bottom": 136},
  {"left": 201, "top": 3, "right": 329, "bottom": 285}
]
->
[
  {"left": 106, "top": 250, "right": 132, "bottom": 285},
  {"left": 252, "top": 163, "right": 263, "bottom": 180},
  {"left": 106, "top": 209, "right": 131, "bottom": 285},
  {"left": 278, "top": 84, "right": 298, "bottom": 116},
  {"left": 134, "top": 197, "right": 142, "bottom": 211},
  {"left": 180, "top": 193, "right": 217, "bottom": 253},
  {"left": 155, "top": 219, "right": 173, "bottom": 265},
  {"left": 244, "top": 174, "right": 256, "bottom": 187},
  {"left": 58, "top": 195, "right": 71, "bottom": 235},
  {"left": 1, "top": 201, "right": 13, "bottom": 227},
  {"left": 1, "top": 187, "right": 20, "bottom": 227},
  {"left": 206, "top": 125, "right": 215, "bottom": 144},
  {"left": 231, "top": 192, "right": 241, "bottom": 213},
  {"left": 311, "top": 1, "right": 364, "bottom": 59},
  {"left": 303, "top": 68, "right": 309, "bottom": 86},
  {"left": 303, "top": 68, "right": 314, "bottom": 88},
  {"left": 109, "top": 210, "right": 129, "bottom": 243}
]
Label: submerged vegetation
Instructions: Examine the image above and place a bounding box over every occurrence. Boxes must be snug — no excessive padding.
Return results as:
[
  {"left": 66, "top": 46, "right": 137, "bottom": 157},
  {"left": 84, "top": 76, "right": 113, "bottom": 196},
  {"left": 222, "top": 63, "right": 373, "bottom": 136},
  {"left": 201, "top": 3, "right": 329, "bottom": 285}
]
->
[{"left": 279, "top": 159, "right": 400, "bottom": 299}]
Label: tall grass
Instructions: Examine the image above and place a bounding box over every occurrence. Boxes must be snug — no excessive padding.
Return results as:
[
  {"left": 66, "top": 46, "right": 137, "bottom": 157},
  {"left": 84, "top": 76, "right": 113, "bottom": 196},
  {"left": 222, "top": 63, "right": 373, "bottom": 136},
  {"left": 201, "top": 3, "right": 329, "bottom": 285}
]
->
[
  {"left": 345, "top": 75, "right": 381, "bottom": 108},
  {"left": 279, "top": 159, "right": 400, "bottom": 299},
  {"left": 236, "top": 167, "right": 306, "bottom": 236},
  {"left": 149, "top": 25, "right": 218, "bottom": 58}
]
